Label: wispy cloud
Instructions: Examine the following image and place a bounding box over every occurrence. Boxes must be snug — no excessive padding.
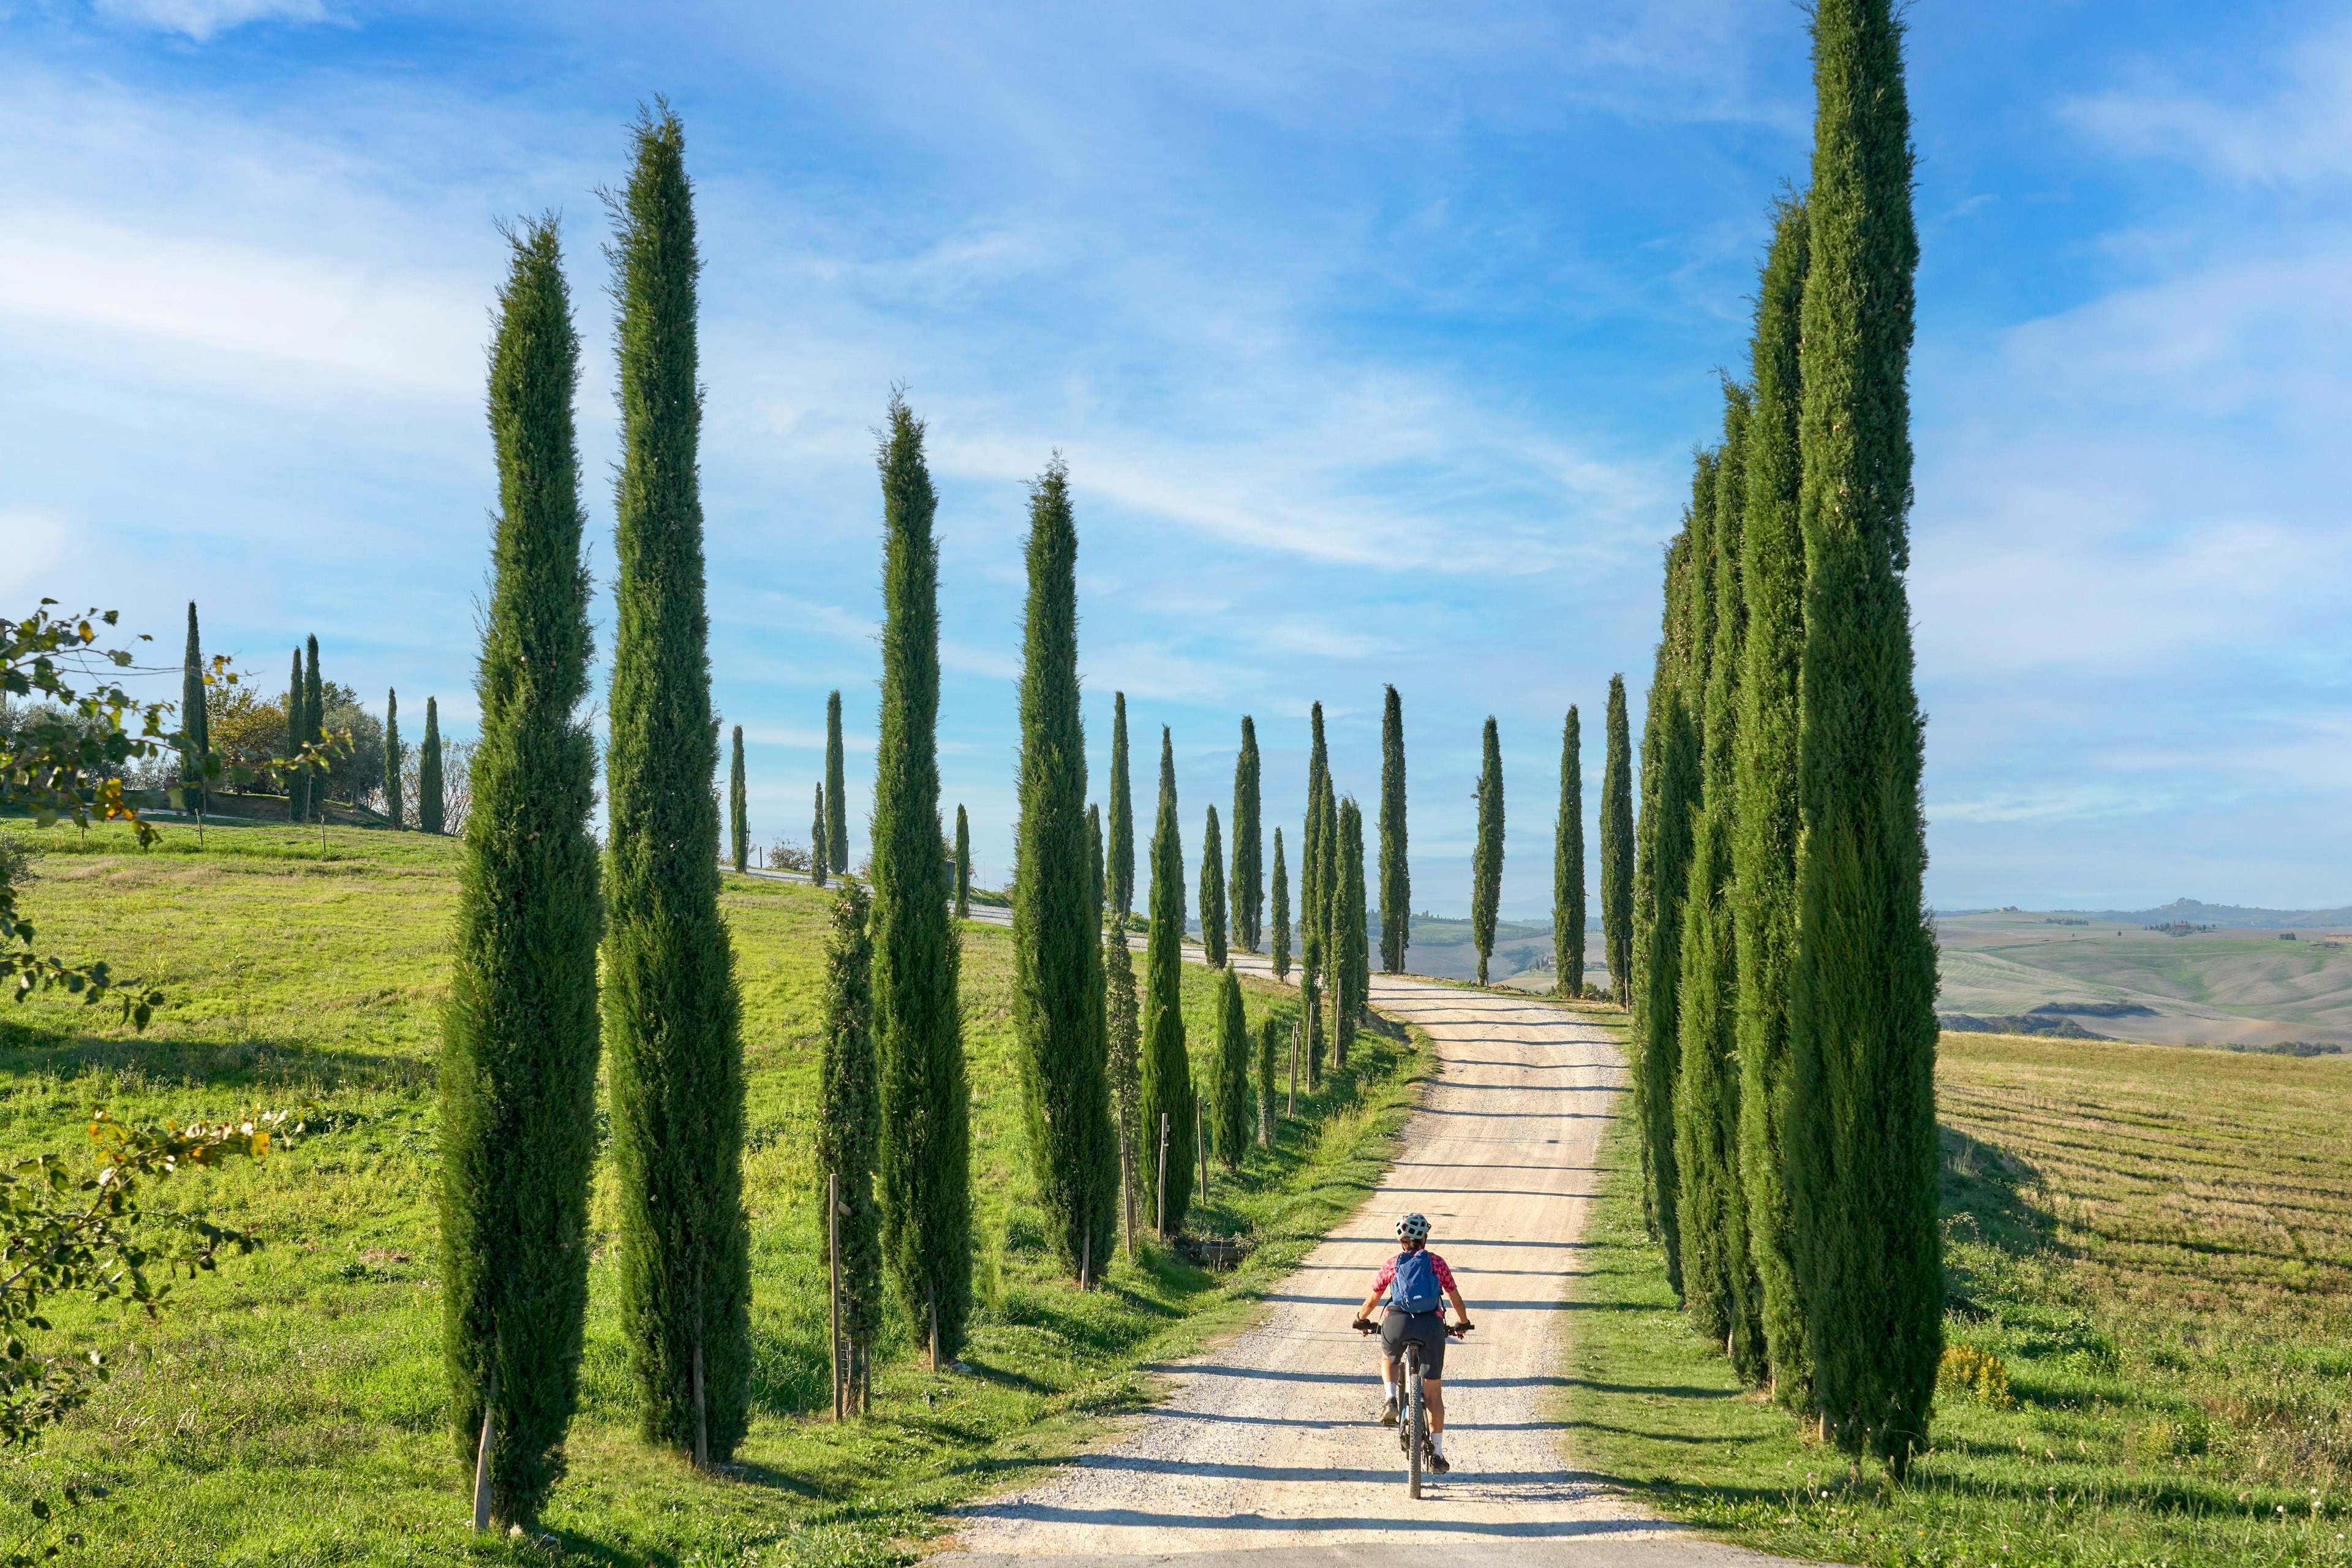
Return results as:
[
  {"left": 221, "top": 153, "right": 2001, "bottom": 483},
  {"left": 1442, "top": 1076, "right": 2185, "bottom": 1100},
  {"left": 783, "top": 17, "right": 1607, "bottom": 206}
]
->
[{"left": 94, "top": 0, "right": 328, "bottom": 43}]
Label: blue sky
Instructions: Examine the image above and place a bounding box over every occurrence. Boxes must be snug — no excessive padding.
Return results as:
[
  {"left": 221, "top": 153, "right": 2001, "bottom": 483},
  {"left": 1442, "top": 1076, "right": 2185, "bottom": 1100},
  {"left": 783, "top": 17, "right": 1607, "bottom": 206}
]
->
[{"left": 4, "top": 0, "right": 2348, "bottom": 916}]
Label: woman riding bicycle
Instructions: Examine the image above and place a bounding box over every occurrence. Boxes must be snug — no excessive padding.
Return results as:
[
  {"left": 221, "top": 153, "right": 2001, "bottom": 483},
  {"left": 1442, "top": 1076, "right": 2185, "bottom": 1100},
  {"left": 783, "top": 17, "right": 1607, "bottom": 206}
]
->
[{"left": 1352, "top": 1212, "right": 1472, "bottom": 1472}]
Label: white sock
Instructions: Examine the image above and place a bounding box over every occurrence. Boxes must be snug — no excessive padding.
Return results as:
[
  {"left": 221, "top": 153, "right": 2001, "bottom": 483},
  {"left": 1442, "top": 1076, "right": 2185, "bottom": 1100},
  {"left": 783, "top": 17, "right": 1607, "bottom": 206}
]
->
[
  {"left": 1433, "top": 1431, "right": 1446, "bottom": 1456},
  {"left": 1383, "top": 1379, "right": 1396, "bottom": 1401}
]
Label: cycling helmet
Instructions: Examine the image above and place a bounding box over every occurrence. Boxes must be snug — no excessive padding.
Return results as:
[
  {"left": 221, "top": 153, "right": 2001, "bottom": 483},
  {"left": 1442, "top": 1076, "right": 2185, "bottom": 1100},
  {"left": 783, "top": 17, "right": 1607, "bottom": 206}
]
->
[{"left": 1395, "top": 1212, "right": 1430, "bottom": 1243}]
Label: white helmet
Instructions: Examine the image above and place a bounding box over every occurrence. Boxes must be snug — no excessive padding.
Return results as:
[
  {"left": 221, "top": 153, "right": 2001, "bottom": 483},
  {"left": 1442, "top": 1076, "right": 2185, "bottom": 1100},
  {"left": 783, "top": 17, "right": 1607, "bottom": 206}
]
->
[{"left": 1395, "top": 1212, "right": 1430, "bottom": 1243}]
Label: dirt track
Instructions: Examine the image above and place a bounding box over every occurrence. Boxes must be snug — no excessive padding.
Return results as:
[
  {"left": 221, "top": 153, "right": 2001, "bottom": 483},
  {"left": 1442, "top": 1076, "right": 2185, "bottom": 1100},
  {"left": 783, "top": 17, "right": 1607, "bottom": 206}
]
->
[{"left": 939, "top": 953, "right": 1680, "bottom": 1558}]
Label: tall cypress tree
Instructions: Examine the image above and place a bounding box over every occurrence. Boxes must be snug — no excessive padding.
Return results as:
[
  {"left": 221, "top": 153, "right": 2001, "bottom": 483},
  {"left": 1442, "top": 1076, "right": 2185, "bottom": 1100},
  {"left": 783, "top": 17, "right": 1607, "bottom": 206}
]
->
[
  {"left": 1553, "top": 707, "right": 1584, "bottom": 998},
  {"left": 1269, "top": 828, "right": 1291, "bottom": 983},
  {"left": 285, "top": 647, "right": 307, "bottom": 823},
  {"left": 1138, "top": 729, "right": 1194, "bottom": 1236},
  {"left": 1738, "top": 196, "right": 1813, "bottom": 1407},
  {"left": 384, "top": 690, "right": 403, "bottom": 830},
  {"left": 1103, "top": 697, "right": 1142, "bottom": 1247},
  {"left": 1600, "top": 676, "right": 1634, "bottom": 1006},
  {"left": 421, "top": 697, "right": 445, "bottom": 834},
  {"left": 1011, "top": 458, "right": 1115, "bottom": 1278},
  {"left": 825, "top": 690, "right": 850, "bottom": 875},
  {"left": 1107, "top": 693, "right": 1135, "bottom": 921},
  {"left": 870, "top": 392, "right": 971, "bottom": 1357},
  {"left": 303, "top": 635, "right": 323, "bottom": 818},
  {"left": 603, "top": 108, "right": 750, "bottom": 1461},
  {"left": 1337, "top": 796, "right": 1367, "bottom": 1066},
  {"left": 1199, "top": 805, "right": 1228, "bottom": 968},
  {"left": 439, "top": 215, "right": 603, "bottom": 1523},
  {"left": 1299, "top": 708, "right": 1329, "bottom": 1084},
  {"left": 1787, "top": 0, "right": 1940, "bottom": 1476},
  {"left": 1678, "top": 383, "right": 1762, "bottom": 1378},
  {"left": 1310, "top": 767, "right": 1338, "bottom": 1077},
  {"left": 954, "top": 804, "right": 971, "bottom": 918},
  {"left": 1210, "top": 966, "right": 1250, "bottom": 1169},
  {"left": 1633, "top": 529, "right": 1693, "bottom": 1277},
  {"left": 1378, "top": 685, "right": 1409, "bottom": 974},
  {"left": 818, "top": 879, "right": 881, "bottom": 1406},
  {"left": 1231, "top": 717, "right": 1262, "bottom": 952},
  {"left": 812, "top": 785, "right": 831, "bottom": 886},
  {"left": 729, "top": 725, "right": 748, "bottom": 875},
  {"left": 179, "top": 603, "right": 209, "bottom": 804},
  {"left": 1471, "top": 717, "right": 1504, "bottom": 986}
]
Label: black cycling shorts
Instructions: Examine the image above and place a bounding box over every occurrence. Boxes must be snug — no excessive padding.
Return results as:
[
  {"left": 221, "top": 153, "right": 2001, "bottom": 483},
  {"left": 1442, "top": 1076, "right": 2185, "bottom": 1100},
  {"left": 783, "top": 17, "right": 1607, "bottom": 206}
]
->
[{"left": 1381, "top": 1308, "right": 1447, "bottom": 1379}]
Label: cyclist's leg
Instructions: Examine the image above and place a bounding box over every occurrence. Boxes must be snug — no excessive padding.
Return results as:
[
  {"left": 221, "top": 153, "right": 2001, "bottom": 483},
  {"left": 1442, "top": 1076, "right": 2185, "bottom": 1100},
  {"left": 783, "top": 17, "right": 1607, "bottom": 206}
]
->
[{"left": 1424, "top": 1374, "right": 1443, "bottom": 1431}]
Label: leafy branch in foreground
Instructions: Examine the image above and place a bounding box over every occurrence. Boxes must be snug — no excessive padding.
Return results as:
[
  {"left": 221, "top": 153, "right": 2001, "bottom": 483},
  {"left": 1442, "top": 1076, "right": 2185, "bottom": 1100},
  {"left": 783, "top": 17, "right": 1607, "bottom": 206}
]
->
[
  {"left": 1, "top": 1107, "right": 296, "bottom": 1562},
  {"left": 1, "top": 602, "right": 345, "bottom": 1026}
]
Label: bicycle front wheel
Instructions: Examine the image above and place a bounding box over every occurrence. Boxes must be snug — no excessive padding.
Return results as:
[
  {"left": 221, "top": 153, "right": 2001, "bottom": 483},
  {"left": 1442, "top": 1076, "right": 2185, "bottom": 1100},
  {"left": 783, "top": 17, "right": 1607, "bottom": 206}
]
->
[{"left": 1406, "top": 1349, "right": 1424, "bottom": 1499}]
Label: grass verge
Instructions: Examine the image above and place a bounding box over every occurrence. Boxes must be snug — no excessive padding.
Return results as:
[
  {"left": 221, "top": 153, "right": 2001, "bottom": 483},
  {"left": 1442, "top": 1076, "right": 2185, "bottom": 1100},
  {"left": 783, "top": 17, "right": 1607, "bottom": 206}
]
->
[
  {"left": 1562, "top": 1031, "right": 2351, "bottom": 1568},
  {"left": 0, "top": 818, "right": 1431, "bottom": 1566}
]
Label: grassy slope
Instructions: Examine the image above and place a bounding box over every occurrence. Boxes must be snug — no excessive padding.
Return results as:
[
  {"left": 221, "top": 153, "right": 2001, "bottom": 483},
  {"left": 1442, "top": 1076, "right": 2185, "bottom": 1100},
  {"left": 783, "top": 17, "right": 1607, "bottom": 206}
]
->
[
  {"left": 0, "top": 819, "right": 1430, "bottom": 1567},
  {"left": 1936, "top": 917, "right": 2352, "bottom": 1047},
  {"left": 1564, "top": 1022, "right": 2352, "bottom": 1568}
]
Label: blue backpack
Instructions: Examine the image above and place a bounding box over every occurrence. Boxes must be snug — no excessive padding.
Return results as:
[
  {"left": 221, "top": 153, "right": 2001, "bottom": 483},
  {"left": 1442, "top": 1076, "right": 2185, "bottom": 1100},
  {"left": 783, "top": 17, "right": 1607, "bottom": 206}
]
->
[{"left": 1387, "top": 1249, "right": 1442, "bottom": 1314}]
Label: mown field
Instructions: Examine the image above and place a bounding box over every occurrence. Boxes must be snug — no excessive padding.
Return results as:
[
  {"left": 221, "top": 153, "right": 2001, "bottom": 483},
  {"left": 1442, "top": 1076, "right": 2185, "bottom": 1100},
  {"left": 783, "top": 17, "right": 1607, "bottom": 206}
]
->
[
  {"left": 1564, "top": 1026, "right": 2352, "bottom": 1568},
  {"left": 0, "top": 818, "right": 1431, "bottom": 1566}
]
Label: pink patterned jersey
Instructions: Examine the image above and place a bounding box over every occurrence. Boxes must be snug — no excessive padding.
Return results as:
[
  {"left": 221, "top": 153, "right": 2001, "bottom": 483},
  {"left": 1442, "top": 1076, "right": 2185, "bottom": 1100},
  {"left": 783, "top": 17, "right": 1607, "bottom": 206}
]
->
[{"left": 1373, "top": 1251, "right": 1457, "bottom": 1294}]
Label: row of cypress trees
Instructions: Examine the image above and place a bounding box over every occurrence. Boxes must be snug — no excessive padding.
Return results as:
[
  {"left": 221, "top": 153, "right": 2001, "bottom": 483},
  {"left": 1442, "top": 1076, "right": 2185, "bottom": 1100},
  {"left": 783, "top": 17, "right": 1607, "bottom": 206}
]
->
[{"left": 1623, "top": 0, "right": 1940, "bottom": 1479}]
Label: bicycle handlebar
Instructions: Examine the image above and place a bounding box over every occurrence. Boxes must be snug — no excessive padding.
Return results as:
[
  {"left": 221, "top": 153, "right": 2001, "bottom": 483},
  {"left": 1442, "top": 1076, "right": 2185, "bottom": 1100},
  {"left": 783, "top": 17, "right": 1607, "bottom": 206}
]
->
[
  {"left": 1352, "top": 1316, "right": 1376, "bottom": 1335},
  {"left": 1448, "top": 1319, "right": 1474, "bottom": 1338}
]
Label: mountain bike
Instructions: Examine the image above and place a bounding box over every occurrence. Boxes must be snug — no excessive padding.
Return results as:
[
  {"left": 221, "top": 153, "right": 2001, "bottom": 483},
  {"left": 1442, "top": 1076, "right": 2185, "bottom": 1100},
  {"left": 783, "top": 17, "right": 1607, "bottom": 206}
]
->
[{"left": 1359, "top": 1316, "right": 1471, "bottom": 1498}]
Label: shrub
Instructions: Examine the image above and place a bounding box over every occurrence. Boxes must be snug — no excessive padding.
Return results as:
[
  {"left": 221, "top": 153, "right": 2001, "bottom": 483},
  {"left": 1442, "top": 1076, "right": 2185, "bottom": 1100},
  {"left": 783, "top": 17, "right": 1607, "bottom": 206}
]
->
[{"left": 1937, "top": 1343, "right": 2016, "bottom": 1409}]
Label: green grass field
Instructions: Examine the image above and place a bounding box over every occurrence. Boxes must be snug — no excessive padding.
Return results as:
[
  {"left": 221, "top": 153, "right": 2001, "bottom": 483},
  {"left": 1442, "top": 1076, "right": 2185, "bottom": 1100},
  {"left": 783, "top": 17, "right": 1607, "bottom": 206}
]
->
[
  {"left": 0, "top": 818, "right": 1431, "bottom": 1566},
  {"left": 1564, "top": 1025, "right": 2352, "bottom": 1568}
]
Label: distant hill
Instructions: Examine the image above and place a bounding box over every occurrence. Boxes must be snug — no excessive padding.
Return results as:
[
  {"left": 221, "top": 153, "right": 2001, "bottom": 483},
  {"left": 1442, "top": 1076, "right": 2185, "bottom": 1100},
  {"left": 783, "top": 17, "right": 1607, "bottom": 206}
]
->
[{"left": 2041, "top": 898, "right": 2352, "bottom": 930}]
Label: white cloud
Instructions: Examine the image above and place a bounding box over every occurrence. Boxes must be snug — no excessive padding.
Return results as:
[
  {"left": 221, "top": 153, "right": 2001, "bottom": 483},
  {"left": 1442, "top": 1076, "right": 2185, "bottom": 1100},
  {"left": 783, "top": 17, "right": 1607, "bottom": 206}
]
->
[
  {"left": 2067, "top": 20, "right": 2352, "bottom": 188},
  {"left": 94, "top": 0, "right": 328, "bottom": 42}
]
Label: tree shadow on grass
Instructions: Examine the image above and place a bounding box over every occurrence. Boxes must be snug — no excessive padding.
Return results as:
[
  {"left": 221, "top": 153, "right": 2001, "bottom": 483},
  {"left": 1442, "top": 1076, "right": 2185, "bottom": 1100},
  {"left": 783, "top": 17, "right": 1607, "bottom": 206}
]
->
[{"left": 0, "top": 1030, "right": 429, "bottom": 1096}]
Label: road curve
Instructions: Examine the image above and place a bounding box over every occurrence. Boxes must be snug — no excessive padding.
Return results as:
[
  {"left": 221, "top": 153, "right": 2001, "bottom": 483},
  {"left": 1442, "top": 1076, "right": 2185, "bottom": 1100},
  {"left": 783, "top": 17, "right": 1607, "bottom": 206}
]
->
[{"left": 938, "top": 950, "right": 1683, "bottom": 1559}]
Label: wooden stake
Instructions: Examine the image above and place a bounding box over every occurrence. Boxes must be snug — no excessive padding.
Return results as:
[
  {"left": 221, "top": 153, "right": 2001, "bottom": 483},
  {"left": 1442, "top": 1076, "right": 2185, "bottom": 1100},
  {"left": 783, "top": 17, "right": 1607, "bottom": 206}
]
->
[
  {"left": 1157, "top": 1113, "right": 1170, "bottom": 1241},
  {"left": 1289, "top": 1020, "right": 1298, "bottom": 1117},
  {"left": 472, "top": 1366, "right": 497, "bottom": 1531},
  {"left": 693, "top": 1341, "right": 708, "bottom": 1470},
  {"left": 829, "top": 1172, "right": 844, "bottom": 1421}
]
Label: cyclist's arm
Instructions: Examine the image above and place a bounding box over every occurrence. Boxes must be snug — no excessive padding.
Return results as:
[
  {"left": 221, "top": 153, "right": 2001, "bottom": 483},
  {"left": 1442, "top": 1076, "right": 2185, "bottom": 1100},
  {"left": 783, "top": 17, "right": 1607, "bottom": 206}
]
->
[
  {"left": 1355, "top": 1287, "right": 1385, "bottom": 1320},
  {"left": 1446, "top": 1284, "right": 1469, "bottom": 1325}
]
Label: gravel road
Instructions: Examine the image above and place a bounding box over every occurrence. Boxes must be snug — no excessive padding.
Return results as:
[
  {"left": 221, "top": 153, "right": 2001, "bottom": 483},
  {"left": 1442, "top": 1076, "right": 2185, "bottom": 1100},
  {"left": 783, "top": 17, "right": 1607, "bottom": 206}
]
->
[{"left": 938, "top": 950, "right": 1682, "bottom": 1559}]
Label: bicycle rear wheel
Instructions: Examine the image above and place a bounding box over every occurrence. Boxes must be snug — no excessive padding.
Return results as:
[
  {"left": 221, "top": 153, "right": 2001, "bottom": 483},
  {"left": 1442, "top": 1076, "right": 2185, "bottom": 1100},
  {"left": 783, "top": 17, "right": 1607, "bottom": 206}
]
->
[{"left": 1406, "top": 1347, "right": 1424, "bottom": 1499}]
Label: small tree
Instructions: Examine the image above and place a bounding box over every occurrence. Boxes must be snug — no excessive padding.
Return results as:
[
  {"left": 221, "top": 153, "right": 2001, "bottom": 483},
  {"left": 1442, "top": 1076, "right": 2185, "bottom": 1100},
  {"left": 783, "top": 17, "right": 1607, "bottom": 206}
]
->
[
  {"left": 729, "top": 725, "right": 749, "bottom": 874},
  {"left": 1231, "top": 717, "right": 1262, "bottom": 951},
  {"left": 303, "top": 635, "right": 323, "bottom": 821},
  {"left": 1378, "top": 684, "right": 1408, "bottom": 973},
  {"left": 285, "top": 647, "right": 307, "bottom": 823},
  {"left": 946, "top": 802, "right": 964, "bottom": 917},
  {"left": 420, "top": 698, "right": 446, "bottom": 834},
  {"left": 818, "top": 880, "right": 881, "bottom": 1412},
  {"left": 179, "top": 601, "right": 209, "bottom": 810},
  {"left": 1199, "top": 804, "right": 1228, "bottom": 968},
  {"left": 1255, "top": 1012, "right": 1280, "bottom": 1144},
  {"left": 1471, "top": 717, "right": 1504, "bottom": 985},
  {"left": 811, "top": 784, "right": 830, "bottom": 886},
  {"left": 824, "top": 688, "right": 850, "bottom": 875},
  {"left": 1600, "top": 676, "right": 1634, "bottom": 1005},
  {"left": 1553, "top": 706, "right": 1584, "bottom": 998},
  {"left": 1336, "top": 796, "right": 1367, "bottom": 1066},
  {"left": 1138, "top": 728, "right": 1194, "bottom": 1237},
  {"left": 1211, "top": 966, "right": 1251, "bottom": 1167},
  {"left": 384, "top": 688, "right": 404, "bottom": 829},
  {"left": 1268, "top": 827, "right": 1290, "bottom": 983},
  {"left": 1106, "top": 692, "right": 1134, "bottom": 921}
]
